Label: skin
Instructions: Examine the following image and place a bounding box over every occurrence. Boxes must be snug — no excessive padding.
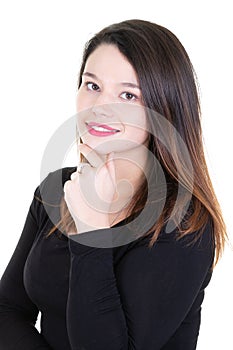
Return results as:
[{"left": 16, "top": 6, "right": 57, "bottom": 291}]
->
[{"left": 64, "top": 44, "right": 150, "bottom": 232}]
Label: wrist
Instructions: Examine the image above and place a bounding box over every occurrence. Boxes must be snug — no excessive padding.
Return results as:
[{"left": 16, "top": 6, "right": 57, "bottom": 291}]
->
[{"left": 74, "top": 216, "right": 111, "bottom": 234}]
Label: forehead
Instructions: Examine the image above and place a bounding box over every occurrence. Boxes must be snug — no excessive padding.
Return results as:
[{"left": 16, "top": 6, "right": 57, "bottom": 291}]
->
[{"left": 84, "top": 44, "right": 139, "bottom": 84}]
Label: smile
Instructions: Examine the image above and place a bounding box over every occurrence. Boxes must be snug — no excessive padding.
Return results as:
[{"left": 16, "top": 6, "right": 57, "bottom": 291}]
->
[{"left": 85, "top": 122, "right": 120, "bottom": 137}]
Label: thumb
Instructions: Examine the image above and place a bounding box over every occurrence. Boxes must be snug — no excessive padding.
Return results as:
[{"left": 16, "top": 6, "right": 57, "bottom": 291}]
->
[{"left": 105, "top": 152, "right": 116, "bottom": 185}]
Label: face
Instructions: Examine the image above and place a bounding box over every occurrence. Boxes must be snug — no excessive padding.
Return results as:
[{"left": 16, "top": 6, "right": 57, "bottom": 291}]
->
[{"left": 76, "top": 44, "right": 149, "bottom": 156}]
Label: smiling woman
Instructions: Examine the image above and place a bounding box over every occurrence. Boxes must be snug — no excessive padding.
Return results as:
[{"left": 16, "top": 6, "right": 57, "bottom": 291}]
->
[
  {"left": 0, "top": 19, "right": 227, "bottom": 350},
  {"left": 76, "top": 45, "right": 148, "bottom": 154}
]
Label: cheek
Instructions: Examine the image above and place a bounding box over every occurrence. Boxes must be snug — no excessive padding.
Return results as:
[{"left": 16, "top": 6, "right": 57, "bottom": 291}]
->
[
  {"left": 76, "top": 90, "right": 91, "bottom": 112},
  {"left": 124, "top": 125, "right": 149, "bottom": 145},
  {"left": 122, "top": 109, "right": 148, "bottom": 143}
]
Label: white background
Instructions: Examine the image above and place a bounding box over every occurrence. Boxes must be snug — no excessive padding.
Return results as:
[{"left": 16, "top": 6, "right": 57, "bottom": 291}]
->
[{"left": 0, "top": 0, "right": 232, "bottom": 348}]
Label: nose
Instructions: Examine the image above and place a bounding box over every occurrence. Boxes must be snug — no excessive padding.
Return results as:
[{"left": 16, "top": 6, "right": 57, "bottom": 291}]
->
[
  {"left": 92, "top": 103, "right": 114, "bottom": 118},
  {"left": 91, "top": 92, "right": 115, "bottom": 118}
]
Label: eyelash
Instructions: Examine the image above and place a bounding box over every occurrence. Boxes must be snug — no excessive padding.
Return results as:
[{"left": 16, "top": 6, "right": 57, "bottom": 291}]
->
[
  {"left": 84, "top": 81, "right": 139, "bottom": 101},
  {"left": 85, "top": 82, "right": 100, "bottom": 92}
]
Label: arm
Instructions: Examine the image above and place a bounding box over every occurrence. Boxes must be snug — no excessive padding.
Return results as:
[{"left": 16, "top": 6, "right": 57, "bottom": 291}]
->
[
  {"left": 67, "top": 223, "right": 214, "bottom": 350},
  {"left": 67, "top": 238, "right": 128, "bottom": 350},
  {"left": 0, "top": 185, "right": 52, "bottom": 349}
]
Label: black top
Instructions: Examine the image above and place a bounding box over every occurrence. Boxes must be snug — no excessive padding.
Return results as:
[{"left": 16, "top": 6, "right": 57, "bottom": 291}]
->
[{"left": 0, "top": 167, "right": 214, "bottom": 350}]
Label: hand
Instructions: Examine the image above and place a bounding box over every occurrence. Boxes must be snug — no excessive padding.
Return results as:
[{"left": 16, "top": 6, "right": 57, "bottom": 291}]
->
[{"left": 63, "top": 144, "right": 116, "bottom": 235}]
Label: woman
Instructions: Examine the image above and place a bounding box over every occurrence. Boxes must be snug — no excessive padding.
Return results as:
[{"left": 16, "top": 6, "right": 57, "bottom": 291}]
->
[{"left": 0, "top": 19, "right": 227, "bottom": 349}]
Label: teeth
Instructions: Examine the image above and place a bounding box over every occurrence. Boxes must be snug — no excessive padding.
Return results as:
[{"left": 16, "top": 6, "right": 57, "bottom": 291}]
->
[{"left": 91, "top": 125, "right": 118, "bottom": 132}]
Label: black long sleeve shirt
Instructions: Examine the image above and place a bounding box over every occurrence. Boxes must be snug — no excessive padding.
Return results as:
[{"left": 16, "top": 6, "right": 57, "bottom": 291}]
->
[{"left": 0, "top": 167, "right": 214, "bottom": 349}]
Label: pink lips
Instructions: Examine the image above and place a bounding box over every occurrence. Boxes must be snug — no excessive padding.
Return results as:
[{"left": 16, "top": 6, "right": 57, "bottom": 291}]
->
[
  {"left": 87, "top": 122, "right": 120, "bottom": 131},
  {"left": 85, "top": 122, "right": 120, "bottom": 137}
]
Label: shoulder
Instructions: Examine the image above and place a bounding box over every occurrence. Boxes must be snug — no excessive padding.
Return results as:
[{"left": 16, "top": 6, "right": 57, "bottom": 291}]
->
[
  {"left": 116, "top": 220, "right": 214, "bottom": 282},
  {"left": 32, "top": 167, "right": 76, "bottom": 225},
  {"left": 159, "top": 219, "right": 215, "bottom": 262},
  {"left": 37, "top": 166, "right": 77, "bottom": 204}
]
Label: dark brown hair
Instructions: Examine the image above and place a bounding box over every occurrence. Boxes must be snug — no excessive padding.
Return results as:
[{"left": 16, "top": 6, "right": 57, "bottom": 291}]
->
[{"left": 47, "top": 19, "right": 227, "bottom": 267}]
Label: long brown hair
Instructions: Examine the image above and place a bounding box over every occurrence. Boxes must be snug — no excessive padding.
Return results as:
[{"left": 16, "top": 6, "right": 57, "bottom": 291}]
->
[{"left": 47, "top": 19, "right": 227, "bottom": 267}]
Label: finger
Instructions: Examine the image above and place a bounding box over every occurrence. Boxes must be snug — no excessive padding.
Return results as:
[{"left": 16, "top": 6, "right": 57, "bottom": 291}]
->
[
  {"left": 105, "top": 152, "right": 116, "bottom": 184},
  {"left": 63, "top": 180, "right": 72, "bottom": 194},
  {"left": 78, "top": 144, "right": 104, "bottom": 168},
  {"left": 70, "top": 171, "right": 78, "bottom": 181}
]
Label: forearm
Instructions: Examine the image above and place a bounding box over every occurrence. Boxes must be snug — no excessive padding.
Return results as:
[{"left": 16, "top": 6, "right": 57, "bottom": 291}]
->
[
  {"left": 67, "top": 238, "right": 128, "bottom": 350},
  {"left": 71, "top": 212, "right": 111, "bottom": 235}
]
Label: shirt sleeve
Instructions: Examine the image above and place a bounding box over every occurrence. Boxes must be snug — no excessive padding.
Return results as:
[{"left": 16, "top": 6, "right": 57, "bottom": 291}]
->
[
  {"left": 0, "top": 185, "right": 52, "bottom": 349},
  {"left": 67, "top": 222, "right": 214, "bottom": 350}
]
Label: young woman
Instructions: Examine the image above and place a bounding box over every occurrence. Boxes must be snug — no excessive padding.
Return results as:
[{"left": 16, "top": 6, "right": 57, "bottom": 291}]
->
[{"left": 0, "top": 19, "right": 227, "bottom": 349}]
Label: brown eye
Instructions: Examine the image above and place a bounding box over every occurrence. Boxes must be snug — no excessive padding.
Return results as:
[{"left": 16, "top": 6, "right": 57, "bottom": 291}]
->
[
  {"left": 86, "top": 82, "right": 100, "bottom": 91},
  {"left": 121, "top": 92, "right": 137, "bottom": 101}
]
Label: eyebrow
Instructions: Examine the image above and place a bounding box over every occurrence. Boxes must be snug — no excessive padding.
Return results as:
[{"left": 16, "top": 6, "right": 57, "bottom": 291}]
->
[{"left": 82, "top": 72, "right": 141, "bottom": 90}]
